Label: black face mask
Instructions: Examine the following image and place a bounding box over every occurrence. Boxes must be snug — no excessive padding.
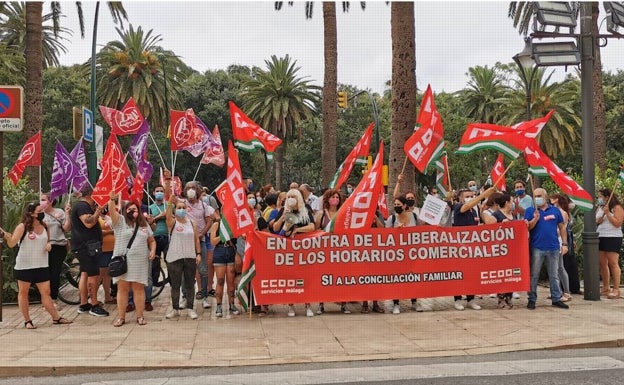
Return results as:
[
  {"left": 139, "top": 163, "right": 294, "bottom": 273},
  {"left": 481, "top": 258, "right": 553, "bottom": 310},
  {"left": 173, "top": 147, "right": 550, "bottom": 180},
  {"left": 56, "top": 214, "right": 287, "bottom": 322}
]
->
[
  {"left": 126, "top": 210, "right": 137, "bottom": 220},
  {"left": 36, "top": 212, "right": 45, "bottom": 221},
  {"left": 394, "top": 206, "right": 404, "bottom": 215},
  {"left": 405, "top": 198, "right": 415, "bottom": 207}
]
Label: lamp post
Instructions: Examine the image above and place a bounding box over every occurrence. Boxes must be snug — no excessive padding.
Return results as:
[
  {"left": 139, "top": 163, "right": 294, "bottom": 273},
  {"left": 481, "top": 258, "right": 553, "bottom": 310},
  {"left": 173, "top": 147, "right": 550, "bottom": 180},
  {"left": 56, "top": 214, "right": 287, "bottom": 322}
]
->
[{"left": 513, "top": 38, "right": 538, "bottom": 121}]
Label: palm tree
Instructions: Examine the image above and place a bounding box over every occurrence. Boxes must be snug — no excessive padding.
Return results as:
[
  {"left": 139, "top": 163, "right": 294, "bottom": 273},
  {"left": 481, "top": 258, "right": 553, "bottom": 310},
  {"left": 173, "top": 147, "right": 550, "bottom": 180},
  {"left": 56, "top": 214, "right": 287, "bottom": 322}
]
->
[
  {"left": 0, "top": 42, "right": 25, "bottom": 85},
  {"left": 275, "top": 1, "right": 366, "bottom": 187},
  {"left": 501, "top": 67, "right": 581, "bottom": 159},
  {"left": 241, "top": 54, "right": 321, "bottom": 189},
  {"left": 95, "top": 25, "right": 192, "bottom": 131},
  {"left": 0, "top": 2, "right": 70, "bottom": 68},
  {"left": 508, "top": 1, "right": 607, "bottom": 169},
  {"left": 458, "top": 65, "right": 508, "bottom": 124},
  {"left": 388, "top": 1, "right": 417, "bottom": 201}
]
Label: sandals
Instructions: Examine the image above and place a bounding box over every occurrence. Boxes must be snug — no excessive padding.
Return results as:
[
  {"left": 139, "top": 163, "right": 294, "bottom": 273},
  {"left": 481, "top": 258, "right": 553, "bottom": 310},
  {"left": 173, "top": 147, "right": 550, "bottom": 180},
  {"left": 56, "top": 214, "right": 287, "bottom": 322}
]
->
[
  {"left": 136, "top": 317, "right": 147, "bottom": 326},
  {"left": 607, "top": 290, "right": 621, "bottom": 299},
  {"left": 361, "top": 304, "right": 370, "bottom": 314},
  {"left": 113, "top": 318, "right": 125, "bottom": 327},
  {"left": 52, "top": 317, "right": 72, "bottom": 325},
  {"left": 24, "top": 320, "right": 36, "bottom": 329}
]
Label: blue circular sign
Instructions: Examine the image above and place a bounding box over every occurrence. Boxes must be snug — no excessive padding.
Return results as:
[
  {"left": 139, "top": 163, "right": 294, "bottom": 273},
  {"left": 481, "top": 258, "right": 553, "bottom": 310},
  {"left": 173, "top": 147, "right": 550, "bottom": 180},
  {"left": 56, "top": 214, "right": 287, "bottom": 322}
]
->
[{"left": 0, "top": 90, "right": 15, "bottom": 117}]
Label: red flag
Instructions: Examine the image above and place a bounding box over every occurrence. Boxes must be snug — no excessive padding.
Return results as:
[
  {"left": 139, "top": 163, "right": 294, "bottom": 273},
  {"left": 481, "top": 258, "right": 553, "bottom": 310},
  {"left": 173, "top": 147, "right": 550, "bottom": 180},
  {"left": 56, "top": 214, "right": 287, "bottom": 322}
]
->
[
  {"left": 159, "top": 167, "right": 182, "bottom": 200},
  {"left": 328, "top": 122, "right": 374, "bottom": 189},
  {"left": 489, "top": 153, "right": 507, "bottom": 191},
  {"left": 404, "top": 85, "right": 445, "bottom": 173},
  {"left": 200, "top": 125, "right": 225, "bottom": 167},
  {"left": 378, "top": 190, "right": 389, "bottom": 219},
  {"left": 130, "top": 170, "right": 145, "bottom": 204},
  {"left": 524, "top": 142, "right": 593, "bottom": 211},
  {"left": 215, "top": 141, "right": 255, "bottom": 240},
  {"left": 229, "top": 101, "right": 282, "bottom": 161},
  {"left": 8, "top": 131, "right": 41, "bottom": 185},
  {"left": 92, "top": 135, "right": 131, "bottom": 206},
  {"left": 328, "top": 141, "right": 384, "bottom": 232},
  {"left": 169, "top": 108, "right": 203, "bottom": 151},
  {"left": 99, "top": 98, "right": 145, "bottom": 135}
]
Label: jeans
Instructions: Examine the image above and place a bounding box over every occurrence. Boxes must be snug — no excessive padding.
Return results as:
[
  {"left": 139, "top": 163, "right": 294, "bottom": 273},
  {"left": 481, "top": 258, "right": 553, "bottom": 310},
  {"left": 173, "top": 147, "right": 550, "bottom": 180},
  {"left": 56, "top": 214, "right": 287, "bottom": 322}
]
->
[
  {"left": 183, "top": 241, "right": 207, "bottom": 298},
  {"left": 529, "top": 247, "right": 562, "bottom": 302}
]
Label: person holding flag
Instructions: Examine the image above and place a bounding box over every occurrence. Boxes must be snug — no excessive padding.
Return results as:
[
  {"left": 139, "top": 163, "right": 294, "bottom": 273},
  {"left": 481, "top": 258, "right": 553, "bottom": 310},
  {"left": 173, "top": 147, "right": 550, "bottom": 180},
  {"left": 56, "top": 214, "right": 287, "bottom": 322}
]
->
[
  {"left": 208, "top": 212, "right": 241, "bottom": 318},
  {"left": 596, "top": 188, "right": 623, "bottom": 299}
]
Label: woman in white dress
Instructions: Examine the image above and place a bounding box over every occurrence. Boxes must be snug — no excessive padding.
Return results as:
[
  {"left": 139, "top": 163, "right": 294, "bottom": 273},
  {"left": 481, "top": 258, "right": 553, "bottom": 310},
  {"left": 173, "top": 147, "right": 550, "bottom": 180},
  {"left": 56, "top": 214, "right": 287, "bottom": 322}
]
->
[{"left": 108, "top": 192, "right": 156, "bottom": 326}]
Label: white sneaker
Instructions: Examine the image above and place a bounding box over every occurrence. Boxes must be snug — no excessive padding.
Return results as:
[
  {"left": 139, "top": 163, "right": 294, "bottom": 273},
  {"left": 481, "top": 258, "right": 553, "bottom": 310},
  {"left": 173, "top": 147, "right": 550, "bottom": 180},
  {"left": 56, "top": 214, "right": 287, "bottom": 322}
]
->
[
  {"left": 467, "top": 300, "right": 481, "bottom": 310},
  {"left": 489, "top": 293, "right": 497, "bottom": 298},
  {"left": 512, "top": 292, "right": 520, "bottom": 299},
  {"left": 187, "top": 309, "right": 198, "bottom": 319},
  {"left": 306, "top": 306, "right": 314, "bottom": 317},
  {"left": 165, "top": 309, "right": 179, "bottom": 319},
  {"left": 202, "top": 298, "right": 211, "bottom": 309},
  {"left": 454, "top": 300, "right": 465, "bottom": 311},
  {"left": 287, "top": 305, "right": 295, "bottom": 317},
  {"left": 412, "top": 301, "right": 424, "bottom": 312},
  {"left": 179, "top": 297, "right": 187, "bottom": 309},
  {"left": 392, "top": 304, "right": 400, "bottom": 314}
]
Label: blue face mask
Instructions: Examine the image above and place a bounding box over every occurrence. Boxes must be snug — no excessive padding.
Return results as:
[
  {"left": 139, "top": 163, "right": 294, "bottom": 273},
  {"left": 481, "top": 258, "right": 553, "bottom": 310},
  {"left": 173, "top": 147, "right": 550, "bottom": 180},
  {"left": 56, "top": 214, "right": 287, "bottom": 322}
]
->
[
  {"left": 248, "top": 199, "right": 257, "bottom": 208},
  {"left": 598, "top": 198, "right": 605, "bottom": 206},
  {"left": 154, "top": 192, "right": 164, "bottom": 201},
  {"left": 534, "top": 197, "right": 545, "bottom": 207},
  {"left": 516, "top": 189, "right": 525, "bottom": 196},
  {"left": 176, "top": 209, "right": 187, "bottom": 218},
  {"left": 469, "top": 185, "right": 478, "bottom": 192}
]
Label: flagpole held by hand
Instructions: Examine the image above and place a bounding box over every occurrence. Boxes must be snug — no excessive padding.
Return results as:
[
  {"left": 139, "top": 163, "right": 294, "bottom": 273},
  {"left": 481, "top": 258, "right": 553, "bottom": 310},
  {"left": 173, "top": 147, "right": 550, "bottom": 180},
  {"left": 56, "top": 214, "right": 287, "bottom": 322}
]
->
[
  {"left": 529, "top": 174, "right": 537, "bottom": 209},
  {"left": 493, "top": 159, "right": 516, "bottom": 190}
]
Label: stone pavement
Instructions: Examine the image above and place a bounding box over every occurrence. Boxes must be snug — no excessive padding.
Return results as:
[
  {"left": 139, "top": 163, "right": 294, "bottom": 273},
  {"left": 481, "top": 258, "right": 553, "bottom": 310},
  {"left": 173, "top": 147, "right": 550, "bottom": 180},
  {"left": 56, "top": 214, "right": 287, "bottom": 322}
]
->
[{"left": 0, "top": 285, "right": 623, "bottom": 377}]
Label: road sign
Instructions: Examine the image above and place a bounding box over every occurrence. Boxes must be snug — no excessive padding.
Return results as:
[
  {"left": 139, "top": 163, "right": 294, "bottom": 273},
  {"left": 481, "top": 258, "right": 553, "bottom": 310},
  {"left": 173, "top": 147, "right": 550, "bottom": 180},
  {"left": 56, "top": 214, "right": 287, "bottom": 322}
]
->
[
  {"left": 0, "top": 86, "right": 23, "bottom": 132},
  {"left": 83, "top": 107, "right": 94, "bottom": 142}
]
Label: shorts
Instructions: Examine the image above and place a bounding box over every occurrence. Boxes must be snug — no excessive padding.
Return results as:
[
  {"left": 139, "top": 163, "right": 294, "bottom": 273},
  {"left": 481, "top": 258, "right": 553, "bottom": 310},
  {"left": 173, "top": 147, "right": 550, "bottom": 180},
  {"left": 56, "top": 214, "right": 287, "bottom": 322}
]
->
[
  {"left": 14, "top": 267, "right": 50, "bottom": 284},
  {"left": 99, "top": 251, "right": 113, "bottom": 268},
  {"left": 213, "top": 245, "right": 236, "bottom": 266},
  {"left": 75, "top": 250, "right": 100, "bottom": 277},
  {"left": 599, "top": 237, "right": 622, "bottom": 253}
]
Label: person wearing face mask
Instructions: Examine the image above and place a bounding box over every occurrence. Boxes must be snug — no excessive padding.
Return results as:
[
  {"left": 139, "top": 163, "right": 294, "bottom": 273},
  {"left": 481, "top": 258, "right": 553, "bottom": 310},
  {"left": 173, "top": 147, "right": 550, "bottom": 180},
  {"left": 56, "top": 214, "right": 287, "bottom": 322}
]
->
[
  {"left": 272, "top": 188, "right": 316, "bottom": 317},
  {"left": 146, "top": 185, "right": 170, "bottom": 312},
  {"left": 183, "top": 181, "right": 216, "bottom": 309},
  {"left": 1, "top": 202, "right": 72, "bottom": 328},
  {"left": 165, "top": 195, "right": 201, "bottom": 319},
  {"left": 40, "top": 192, "right": 71, "bottom": 305},
  {"left": 268, "top": 191, "right": 287, "bottom": 233},
  {"left": 345, "top": 183, "right": 355, "bottom": 197},
  {"left": 451, "top": 186, "right": 496, "bottom": 311},
  {"left": 467, "top": 180, "right": 479, "bottom": 193},
  {"left": 108, "top": 192, "right": 157, "bottom": 326},
  {"left": 525, "top": 188, "right": 570, "bottom": 310},
  {"left": 513, "top": 180, "right": 533, "bottom": 220}
]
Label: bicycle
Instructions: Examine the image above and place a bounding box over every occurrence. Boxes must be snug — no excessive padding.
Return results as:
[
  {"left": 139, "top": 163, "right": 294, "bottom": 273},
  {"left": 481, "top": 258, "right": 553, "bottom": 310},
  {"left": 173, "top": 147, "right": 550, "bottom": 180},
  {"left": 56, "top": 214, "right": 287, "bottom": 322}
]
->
[
  {"left": 57, "top": 255, "right": 81, "bottom": 305},
  {"left": 150, "top": 256, "right": 169, "bottom": 300}
]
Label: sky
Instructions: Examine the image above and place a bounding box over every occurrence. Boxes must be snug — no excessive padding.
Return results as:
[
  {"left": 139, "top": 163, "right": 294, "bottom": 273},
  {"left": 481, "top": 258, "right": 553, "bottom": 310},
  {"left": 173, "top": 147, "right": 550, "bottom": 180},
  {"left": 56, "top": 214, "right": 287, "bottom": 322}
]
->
[{"left": 56, "top": 1, "right": 624, "bottom": 94}]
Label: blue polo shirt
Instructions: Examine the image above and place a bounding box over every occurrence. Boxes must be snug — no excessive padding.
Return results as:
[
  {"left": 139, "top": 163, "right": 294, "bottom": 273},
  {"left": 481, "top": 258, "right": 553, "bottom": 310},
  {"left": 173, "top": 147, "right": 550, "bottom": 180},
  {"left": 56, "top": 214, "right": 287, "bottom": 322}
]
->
[{"left": 525, "top": 204, "right": 563, "bottom": 250}]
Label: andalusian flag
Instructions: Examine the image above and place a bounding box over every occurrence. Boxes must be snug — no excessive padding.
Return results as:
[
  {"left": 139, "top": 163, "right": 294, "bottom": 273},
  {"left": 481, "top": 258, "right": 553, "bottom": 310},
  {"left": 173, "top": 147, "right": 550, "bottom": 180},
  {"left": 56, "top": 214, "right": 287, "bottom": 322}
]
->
[
  {"left": 328, "top": 122, "right": 374, "bottom": 189},
  {"left": 229, "top": 101, "right": 282, "bottom": 161},
  {"left": 236, "top": 239, "right": 255, "bottom": 312}
]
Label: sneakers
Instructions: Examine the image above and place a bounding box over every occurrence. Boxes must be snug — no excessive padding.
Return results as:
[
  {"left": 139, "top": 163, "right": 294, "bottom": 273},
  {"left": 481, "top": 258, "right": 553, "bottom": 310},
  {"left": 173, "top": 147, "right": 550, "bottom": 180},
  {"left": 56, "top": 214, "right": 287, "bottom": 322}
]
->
[
  {"left": 229, "top": 305, "right": 240, "bottom": 315},
  {"left": 306, "top": 306, "right": 314, "bottom": 317},
  {"left": 77, "top": 303, "right": 92, "bottom": 314},
  {"left": 207, "top": 289, "right": 216, "bottom": 297},
  {"left": 179, "top": 297, "right": 187, "bottom": 309},
  {"left": 215, "top": 304, "right": 223, "bottom": 317},
  {"left": 340, "top": 304, "right": 351, "bottom": 314},
  {"left": 392, "top": 304, "right": 401, "bottom": 314},
  {"left": 195, "top": 291, "right": 204, "bottom": 300},
  {"left": 287, "top": 305, "right": 295, "bottom": 317},
  {"left": 165, "top": 309, "right": 179, "bottom": 319},
  {"left": 512, "top": 292, "right": 521, "bottom": 299},
  {"left": 202, "top": 298, "right": 212, "bottom": 309},
  {"left": 412, "top": 301, "right": 424, "bottom": 312},
  {"left": 527, "top": 300, "right": 536, "bottom": 310},
  {"left": 316, "top": 304, "right": 325, "bottom": 315},
  {"left": 144, "top": 302, "right": 154, "bottom": 312},
  {"left": 454, "top": 300, "right": 465, "bottom": 311},
  {"left": 89, "top": 305, "right": 109, "bottom": 317},
  {"left": 467, "top": 300, "right": 481, "bottom": 310},
  {"left": 187, "top": 309, "right": 199, "bottom": 319},
  {"left": 552, "top": 301, "right": 569, "bottom": 309}
]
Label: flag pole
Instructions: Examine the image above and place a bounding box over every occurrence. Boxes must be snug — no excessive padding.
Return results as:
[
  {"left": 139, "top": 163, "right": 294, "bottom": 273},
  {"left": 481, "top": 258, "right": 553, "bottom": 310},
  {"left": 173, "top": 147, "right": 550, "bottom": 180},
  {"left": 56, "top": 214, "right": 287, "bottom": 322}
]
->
[
  {"left": 605, "top": 178, "right": 620, "bottom": 208},
  {"left": 529, "top": 173, "right": 537, "bottom": 209},
  {"left": 400, "top": 156, "right": 409, "bottom": 175},
  {"left": 193, "top": 160, "right": 202, "bottom": 181},
  {"left": 492, "top": 159, "right": 516, "bottom": 190},
  {"left": 38, "top": 165, "right": 42, "bottom": 198},
  {"left": 443, "top": 154, "right": 453, "bottom": 193},
  {"left": 148, "top": 132, "right": 167, "bottom": 170}
]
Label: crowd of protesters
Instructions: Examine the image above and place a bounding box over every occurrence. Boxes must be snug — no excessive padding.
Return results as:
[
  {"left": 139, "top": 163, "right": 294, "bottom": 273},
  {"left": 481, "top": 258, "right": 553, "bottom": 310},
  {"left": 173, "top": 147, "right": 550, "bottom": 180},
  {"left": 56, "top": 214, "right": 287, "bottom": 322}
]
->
[{"left": 3, "top": 170, "right": 623, "bottom": 328}]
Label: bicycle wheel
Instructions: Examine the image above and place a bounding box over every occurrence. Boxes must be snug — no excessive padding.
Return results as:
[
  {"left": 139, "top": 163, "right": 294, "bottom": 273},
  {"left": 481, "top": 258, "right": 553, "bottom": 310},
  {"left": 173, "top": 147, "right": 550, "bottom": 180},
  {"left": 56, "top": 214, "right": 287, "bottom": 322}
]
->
[
  {"left": 57, "top": 260, "right": 81, "bottom": 305},
  {"left": 151, "top": 259, "right": 168, "bottom": 300}
]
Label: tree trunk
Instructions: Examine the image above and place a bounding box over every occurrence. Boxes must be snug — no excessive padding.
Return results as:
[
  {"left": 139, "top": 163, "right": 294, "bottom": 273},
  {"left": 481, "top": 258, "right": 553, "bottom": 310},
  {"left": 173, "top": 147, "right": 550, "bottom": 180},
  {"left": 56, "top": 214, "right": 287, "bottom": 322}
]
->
[
  {"left": 389, "top": 2, "right": 417, "bottom": 201},
  {"left": 591, "top": 2, "right": 606, "bottom": 171},
  {"left": 24, "top": 2, "right": 44, "bottom": 192},
  {"left": 321, "top": 2, "right": 337, "bottom": 188}
]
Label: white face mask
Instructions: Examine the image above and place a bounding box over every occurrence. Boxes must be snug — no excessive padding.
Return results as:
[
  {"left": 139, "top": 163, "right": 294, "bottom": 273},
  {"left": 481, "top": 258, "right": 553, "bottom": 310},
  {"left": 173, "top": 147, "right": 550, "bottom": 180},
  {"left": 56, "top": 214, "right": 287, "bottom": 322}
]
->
[
  {"left": 464, "top": 197, "right": 473, "bottom": 204},
  {"left": 186, "top": 189, "right": 197, "bottom": 199},
  {"left": 286, "top": 197, "right": 297, "bottom": 208}
]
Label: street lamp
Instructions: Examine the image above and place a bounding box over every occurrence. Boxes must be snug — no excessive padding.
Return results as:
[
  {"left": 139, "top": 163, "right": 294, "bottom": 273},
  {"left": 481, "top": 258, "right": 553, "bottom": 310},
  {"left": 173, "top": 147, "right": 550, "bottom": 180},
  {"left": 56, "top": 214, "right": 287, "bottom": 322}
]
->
[{"left": 513, "top": 38, "right": 538, "bottom": 121}]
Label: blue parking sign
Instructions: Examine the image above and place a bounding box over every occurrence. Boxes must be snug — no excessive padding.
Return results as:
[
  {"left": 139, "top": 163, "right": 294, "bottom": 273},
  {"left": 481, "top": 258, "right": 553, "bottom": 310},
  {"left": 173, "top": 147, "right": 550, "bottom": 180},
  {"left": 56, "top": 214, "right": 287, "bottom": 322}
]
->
[{"left": 83, "top": 107, "right": 94, "bottom": 142}]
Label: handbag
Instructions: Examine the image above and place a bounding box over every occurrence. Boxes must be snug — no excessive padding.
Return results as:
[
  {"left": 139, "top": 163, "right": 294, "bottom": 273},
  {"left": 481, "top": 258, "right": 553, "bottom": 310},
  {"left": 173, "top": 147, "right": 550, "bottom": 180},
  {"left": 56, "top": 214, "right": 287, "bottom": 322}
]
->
[{"left": 108, "top": 223, "right": 139, "bottom": 278}]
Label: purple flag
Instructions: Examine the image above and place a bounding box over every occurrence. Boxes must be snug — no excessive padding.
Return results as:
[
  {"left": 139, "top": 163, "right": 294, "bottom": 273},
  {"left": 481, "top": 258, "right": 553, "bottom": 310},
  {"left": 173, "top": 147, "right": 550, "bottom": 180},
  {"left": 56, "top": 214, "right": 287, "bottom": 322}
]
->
[
  {"left": 201, "top": 125, "right": 225, "bottom": 166},
  {"left": 70, "top": 140, "right": 89, "bottom": 192},
  {"left": 127, "top": 120, "right": 153, "bottom": 181},
  {"left": 49, "top": 141, "right": 73, "bottom": 201},
  {"left": 182, "top": 116, "right": 218, "bottom": 157}
]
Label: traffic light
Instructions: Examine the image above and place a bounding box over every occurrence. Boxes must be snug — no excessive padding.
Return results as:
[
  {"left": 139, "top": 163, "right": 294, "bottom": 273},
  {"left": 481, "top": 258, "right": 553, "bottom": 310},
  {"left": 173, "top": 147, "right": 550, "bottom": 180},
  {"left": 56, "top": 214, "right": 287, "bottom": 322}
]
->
[{"left": 337, "top": 91, "right": 348, "bottom": 109}]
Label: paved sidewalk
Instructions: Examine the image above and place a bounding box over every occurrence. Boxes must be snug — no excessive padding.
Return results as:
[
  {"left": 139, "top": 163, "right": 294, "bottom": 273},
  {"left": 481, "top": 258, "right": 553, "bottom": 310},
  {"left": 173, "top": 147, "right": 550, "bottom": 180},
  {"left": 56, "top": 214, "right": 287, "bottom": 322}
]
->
[{"left": 0, "top": 286, "right": 623, "bottom": 377}]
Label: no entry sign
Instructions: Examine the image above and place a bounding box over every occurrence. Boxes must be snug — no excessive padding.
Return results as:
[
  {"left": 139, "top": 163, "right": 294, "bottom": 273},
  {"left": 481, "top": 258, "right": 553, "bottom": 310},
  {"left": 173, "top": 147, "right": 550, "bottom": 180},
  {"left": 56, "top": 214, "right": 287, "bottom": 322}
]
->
[{"left": 0, "top": 86, "right": 23, "bottom": 132}]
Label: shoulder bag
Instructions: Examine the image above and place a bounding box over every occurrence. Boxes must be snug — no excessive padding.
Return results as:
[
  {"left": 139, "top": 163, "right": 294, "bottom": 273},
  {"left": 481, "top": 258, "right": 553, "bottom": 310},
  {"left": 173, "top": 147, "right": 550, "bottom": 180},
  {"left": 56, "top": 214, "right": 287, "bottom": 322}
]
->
[{"left": 108, "top": 223, "right": 139, "bottom": 277}]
